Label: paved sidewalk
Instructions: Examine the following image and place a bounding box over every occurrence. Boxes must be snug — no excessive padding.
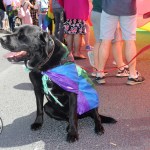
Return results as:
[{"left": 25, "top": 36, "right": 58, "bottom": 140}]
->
[{"left": 0, "top": 30, "right": 150, "bottom": 150}]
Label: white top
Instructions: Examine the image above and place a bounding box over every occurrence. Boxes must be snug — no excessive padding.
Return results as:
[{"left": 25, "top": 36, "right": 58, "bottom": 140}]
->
[{"left": 3, "top": 0, "right": 12, "bottom": 6}]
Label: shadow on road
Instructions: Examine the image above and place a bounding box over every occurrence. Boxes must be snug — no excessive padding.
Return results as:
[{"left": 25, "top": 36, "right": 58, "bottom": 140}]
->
[
  {"left": 13, "top": 83, "right": 33, "bottom": 91},
  {"left": 0, "top": 112, "right": 149, "bottom": 149}
]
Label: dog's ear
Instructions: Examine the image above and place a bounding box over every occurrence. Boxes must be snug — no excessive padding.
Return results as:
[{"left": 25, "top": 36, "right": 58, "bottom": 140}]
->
[{"left": 40, "top": 32, "right": 55, "bottom": 56}]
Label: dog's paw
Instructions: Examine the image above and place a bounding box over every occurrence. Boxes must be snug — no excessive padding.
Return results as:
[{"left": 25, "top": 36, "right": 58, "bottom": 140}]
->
[
  {"left": 95, "top": 125, "right": 105, "bottom": 135},
  {"left": 31, "top": 123, "right": 43, "bottom": 131},
  {"left": 66, "top": 133, "right": 79, "bottom": 143}
]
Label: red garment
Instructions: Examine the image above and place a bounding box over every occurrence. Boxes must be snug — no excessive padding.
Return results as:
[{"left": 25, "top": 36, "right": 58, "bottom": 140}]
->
[
  {"left": 59, "top": 0, "right": 90, "bottom": 20},
  {"left": 58, "top": 0, "right": 64, "bottom": 7}
]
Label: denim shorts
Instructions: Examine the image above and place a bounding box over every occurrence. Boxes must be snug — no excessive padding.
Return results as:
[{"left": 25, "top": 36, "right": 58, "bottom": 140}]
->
[{"left": 100, "top": 11, "right": 137, "bottom": 41}]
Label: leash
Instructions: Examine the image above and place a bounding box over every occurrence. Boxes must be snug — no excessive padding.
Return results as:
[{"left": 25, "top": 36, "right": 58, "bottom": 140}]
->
[{"left": 81, "top": 44, "right": 150, "bottom": 73}]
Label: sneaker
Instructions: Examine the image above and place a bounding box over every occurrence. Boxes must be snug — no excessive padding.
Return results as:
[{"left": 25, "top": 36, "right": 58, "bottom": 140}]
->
[
  {"left": 116, "top": 68, "right": 129, "bottom": 77},
  {"left": 126, "top": 74, "right": 145, "bottom": 85},
  {"left": 90, "top": 71, "right": 108, "bottom": 77},
  {"left": 91, "top": 72, "right": 97, "bottom": 77},
  {"left": 95, "top": 76, "right": 106, "bottom": 84},
  {"left": 86, "top": 45, "right": 93, "bottom": 51}
]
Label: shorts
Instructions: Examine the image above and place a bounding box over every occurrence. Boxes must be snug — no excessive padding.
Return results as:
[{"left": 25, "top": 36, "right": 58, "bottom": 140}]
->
[
  {"left": 91, "top": 11, "right": 122, "bottom": 42},
  {"left": 91, "top": 11, "right": 101, "bottom": 42},
  {"left": 100, "top": 11, "right": 136, "bottom": 41},
  {"left": 64, "top": 19, "right": 86, "bottom": 34}
]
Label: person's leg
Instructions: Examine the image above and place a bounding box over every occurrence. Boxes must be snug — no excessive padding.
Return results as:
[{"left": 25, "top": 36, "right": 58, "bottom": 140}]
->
[
  {"left": 53, "top": 8, "right": 64, "bottom": 42},
  {"left": 65, "top": 34, "right": 74, "bottom": 52},
  {"left": 90, "top": 11, "right": 101, "bottom": 70},
  {"left": 42, "top": 14, "right": 48, "bottom": 32},
  {"left": 59, "top": 8, "right": 65, "bottom": 42},
  {"left": 120, "top": 15, "right": 144, "bottom": 85},
  {"left": 112, "top": 41, "right": 124, "bottom": 68},
  {"left": 120, "top": 15, "right": 137, "bottom": 76},
  {"left": 38, "top": 14, "right": 42, "bottom": 30},
  {"left": 0, "top": 10, "right": 5, "bottom": 29},
  {"left": 53, "top": 8, "right": 60, "bottom": 38},
  {"left": 84, "top": 21, "right": 93, "bottom": 50},
  {"left": 73, "top": 34, "right": 84, "bottom": 58},
  {"left": 97, "top": 11, "right": 118, "bottom": 79},
  {"left": 6, "top": 5, "right": 15, "bottom": 31}
]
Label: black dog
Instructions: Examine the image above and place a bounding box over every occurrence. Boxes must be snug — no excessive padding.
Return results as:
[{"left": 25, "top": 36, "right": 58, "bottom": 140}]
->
[{"left": 0, "top": 25, "right": 117, "bottom": 142}]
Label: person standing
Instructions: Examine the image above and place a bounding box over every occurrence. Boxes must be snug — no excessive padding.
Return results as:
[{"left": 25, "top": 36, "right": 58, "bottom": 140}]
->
[
  {"left": 59, "top": 0, "right": 90, "bottom": 59},
  {"left": 89, "top": 0, "right": 128, "bottom": 80},
  {"left": 0, "top": 0, "right": 5, "bottom": 30},
  {"left": 50, "top": 0, "right": 65, "bottom": 42},
  {"left": 30, "top": 0, "right": 38, "bottom": 25},
  {"left": 96, "top": 0, "right": 144, "bottom": 85},
  {"left": 21, "top": 0, "right": 34, "bottom": 25},
  {"left": 34, "top": 0, "right": 49, "bottom": 32},
  {"left": 3, "top": 0, "right": 15, "bottom": 31}
]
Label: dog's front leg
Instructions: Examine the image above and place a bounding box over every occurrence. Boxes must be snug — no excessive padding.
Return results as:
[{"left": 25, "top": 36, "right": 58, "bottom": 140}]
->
[
  {"left": 66, "top": 93, "right": 78, "bottom": 142},
  {"left": 29, "top": 72, "right": 44, "bottom": 130},
  {"left": 91, "top": 108, "right": 104, "bottom": 135}
]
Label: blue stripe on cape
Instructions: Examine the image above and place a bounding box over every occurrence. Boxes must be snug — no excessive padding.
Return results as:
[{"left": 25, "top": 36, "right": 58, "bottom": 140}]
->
[{"left": 42, "top": 63, "right": 99, "bottom": 115}]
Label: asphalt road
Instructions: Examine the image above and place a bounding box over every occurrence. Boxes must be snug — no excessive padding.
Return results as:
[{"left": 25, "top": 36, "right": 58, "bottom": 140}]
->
[{"left": 0, "top": 30, "right": 150, "bottom": 150}]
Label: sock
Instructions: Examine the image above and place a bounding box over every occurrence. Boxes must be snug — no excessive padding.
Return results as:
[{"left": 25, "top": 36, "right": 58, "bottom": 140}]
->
[{"left": 97, "top": 72, "right": 105, "bottom": 78}]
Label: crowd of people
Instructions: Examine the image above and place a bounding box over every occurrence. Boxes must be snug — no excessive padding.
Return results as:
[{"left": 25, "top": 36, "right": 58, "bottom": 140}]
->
[{"left": 1, "top": 0, "right": 150, "bottom": 86}]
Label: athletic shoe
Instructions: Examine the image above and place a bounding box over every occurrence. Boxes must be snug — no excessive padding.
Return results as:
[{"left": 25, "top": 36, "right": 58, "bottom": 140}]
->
[
  {"left": 91, "top": 72, "right": 97, "bottom": 77},
  {"left": 116, "top": 67, "right": 129, "bottom": 77},
  {"left": 95, "top": 76, "right": 106, "bottom": 84},
  {"left": 90, "top": 71, "right": 108, "bottom": 77},
  {"left": 126, "top": 73, "right": 145, "bottom": 85}
]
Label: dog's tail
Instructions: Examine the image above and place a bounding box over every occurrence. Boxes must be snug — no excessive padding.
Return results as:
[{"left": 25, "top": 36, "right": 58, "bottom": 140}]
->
[{"left": 100, "top": 115, "right": 117, "bottom": 124}]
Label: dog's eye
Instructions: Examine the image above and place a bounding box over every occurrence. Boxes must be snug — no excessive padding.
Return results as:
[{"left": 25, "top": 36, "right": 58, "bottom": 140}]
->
[{"left": 18, "top": 33, "right": 26, "bottom": 40}]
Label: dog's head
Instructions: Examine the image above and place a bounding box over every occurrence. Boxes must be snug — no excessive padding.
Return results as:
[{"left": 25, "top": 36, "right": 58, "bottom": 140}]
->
[{"left": 0, "top": 25, "right": 67, "bottom": 70}]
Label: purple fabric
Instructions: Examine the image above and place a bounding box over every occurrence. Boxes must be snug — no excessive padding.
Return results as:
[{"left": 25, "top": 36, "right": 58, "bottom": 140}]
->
[{"left": 44, "top": 71, "right": 90, "bottom": 114}]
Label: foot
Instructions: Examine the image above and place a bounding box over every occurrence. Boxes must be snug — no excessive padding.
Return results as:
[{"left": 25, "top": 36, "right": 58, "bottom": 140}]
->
[
  {"left": 66, "top": 132, "right": 79, "bottom": 142},
  {"left": 31, "top": 115, "right": 43, "bottom": 130},
  {"left": 116, "top": 67, "right": 129, "bottom": 78},
  {"left": 126, "top": 72, "right": 145, "bottom": 85},
  {"left": 94, "top": 76, "right": 106, "bottom": 84}
]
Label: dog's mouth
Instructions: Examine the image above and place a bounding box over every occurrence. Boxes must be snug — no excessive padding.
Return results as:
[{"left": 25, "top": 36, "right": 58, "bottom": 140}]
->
[{"left": 3, "top": 51, "right": 29, "bottom": 62}]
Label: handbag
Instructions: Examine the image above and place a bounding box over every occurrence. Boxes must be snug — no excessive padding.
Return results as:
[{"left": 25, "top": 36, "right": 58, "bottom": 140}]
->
[{"left": 18, "top": 2, "right": 26, "bottom": 18}]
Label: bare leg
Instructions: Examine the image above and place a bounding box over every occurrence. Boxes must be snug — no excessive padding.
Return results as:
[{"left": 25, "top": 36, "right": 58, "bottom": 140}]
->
[
  {"left": 84, "top": 22, "right": 90, "bottom": 47},
  {"left": 66, "top": 34, "right": 74, "bottom": 52},
  {"left": 73, "top": 34, "right": 82, "bottom": 56},
  {"left": 93, "top": 41, "right": 101, "bottom": 70},
  {"left": 97, "top": 40, "right": 111, "bottom": 77},
  {"left": 125, "top": 40, "right": 137, "bottom": 77},
  {"left": 112, "top": 41, "right": 126, "bottom": 69}
]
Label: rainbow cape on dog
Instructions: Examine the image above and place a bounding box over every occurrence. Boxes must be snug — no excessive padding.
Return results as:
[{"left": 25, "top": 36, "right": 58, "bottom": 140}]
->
[{"left": 42, "top": 63, "right": 99, "bottom": 115}]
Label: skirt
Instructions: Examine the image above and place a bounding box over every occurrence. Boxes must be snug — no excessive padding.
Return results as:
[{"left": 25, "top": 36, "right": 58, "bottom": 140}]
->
[{"left": 63, "top": 19, "right": 86, "bottom": 34}]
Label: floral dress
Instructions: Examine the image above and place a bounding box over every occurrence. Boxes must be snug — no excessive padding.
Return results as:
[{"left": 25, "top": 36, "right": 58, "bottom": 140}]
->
[{"left": 64, "top": 19, "right": 86, "bottom": 34}]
